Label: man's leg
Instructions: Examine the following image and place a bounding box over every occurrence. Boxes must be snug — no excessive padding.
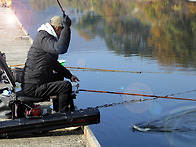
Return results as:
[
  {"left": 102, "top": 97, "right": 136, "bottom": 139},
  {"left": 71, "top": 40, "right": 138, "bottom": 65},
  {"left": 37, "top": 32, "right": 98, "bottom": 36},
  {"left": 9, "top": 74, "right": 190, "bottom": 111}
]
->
[
  {"left": 22, "top": 80, "right": 73, "bottom": 112},
  {"left": 35, "top": 81, "right": 73, "bottom": 112}
]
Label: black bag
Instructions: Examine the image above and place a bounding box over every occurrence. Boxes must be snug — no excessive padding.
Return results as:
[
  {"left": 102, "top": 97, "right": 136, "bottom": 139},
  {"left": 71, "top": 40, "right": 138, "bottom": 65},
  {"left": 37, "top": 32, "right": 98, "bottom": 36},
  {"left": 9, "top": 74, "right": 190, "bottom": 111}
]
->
[
  {"left": 9, "top": 100, "right": 26, "bottom": 118},
  {"left": 0, "top": 96, "right": 12, "bottom": 119},
  {"left": 12, "top": 67, "right": 24, "bottom": 83}
]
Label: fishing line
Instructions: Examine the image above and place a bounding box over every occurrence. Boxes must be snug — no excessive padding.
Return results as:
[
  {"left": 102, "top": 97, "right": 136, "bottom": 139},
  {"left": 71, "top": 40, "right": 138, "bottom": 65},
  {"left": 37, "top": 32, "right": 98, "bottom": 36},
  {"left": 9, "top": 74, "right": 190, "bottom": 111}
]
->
[
  {"left": 87, "top": 98, "right": 157, "bottom": 109},
  {"left": 166, "top": 89, "right": 196, "bottom": 97}
]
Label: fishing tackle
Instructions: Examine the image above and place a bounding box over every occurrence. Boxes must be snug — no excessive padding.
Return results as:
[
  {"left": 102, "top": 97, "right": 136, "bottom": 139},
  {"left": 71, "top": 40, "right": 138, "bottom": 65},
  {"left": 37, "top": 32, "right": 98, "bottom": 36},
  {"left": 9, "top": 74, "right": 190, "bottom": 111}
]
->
[
  {"left": 57, "top": 0, "right": 65, "bottom": 17},
  {"left": 78, "top": 89, "right": 196, "bottom": 102}
]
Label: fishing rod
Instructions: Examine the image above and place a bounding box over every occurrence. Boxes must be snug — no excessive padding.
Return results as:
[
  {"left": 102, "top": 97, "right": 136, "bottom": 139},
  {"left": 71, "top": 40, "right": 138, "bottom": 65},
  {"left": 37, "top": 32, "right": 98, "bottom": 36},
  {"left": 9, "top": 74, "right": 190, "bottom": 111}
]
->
[
  {"left": 67, "top": 66, "right": 196, "bottom": 75},
  {"left": 57, "top": 0, "right": 65, "bottom": 17},
  {"left": 9, "top": 64, "right": 196, "bottom": 75},
  {"left": 78, "top": 89, "right": 196, "bottom": 102}
]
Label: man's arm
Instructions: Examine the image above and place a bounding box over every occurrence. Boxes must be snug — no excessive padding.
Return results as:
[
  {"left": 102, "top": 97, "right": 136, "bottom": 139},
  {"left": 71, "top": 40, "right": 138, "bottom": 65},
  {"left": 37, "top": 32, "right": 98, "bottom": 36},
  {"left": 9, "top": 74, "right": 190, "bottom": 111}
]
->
[
  {"left": 40, "top": 27, "right": 71, "bottom": 55},
  {"left": 53, "top": 60, "right": 72, "bottom": 79}
]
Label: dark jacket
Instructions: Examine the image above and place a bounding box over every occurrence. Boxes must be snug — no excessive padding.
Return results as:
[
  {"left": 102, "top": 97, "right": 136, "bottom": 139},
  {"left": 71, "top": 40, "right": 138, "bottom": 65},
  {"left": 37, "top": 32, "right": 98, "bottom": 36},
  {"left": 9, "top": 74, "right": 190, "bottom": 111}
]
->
[{"left": 22, "top": 23, "right": 72, "bottom": 85}]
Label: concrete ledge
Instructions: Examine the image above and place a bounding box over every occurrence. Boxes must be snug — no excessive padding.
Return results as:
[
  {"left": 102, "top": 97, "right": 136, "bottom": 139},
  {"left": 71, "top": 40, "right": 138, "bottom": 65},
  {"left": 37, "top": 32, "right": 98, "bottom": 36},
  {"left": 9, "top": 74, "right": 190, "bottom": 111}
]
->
[
  {"left": 0, "top": 7, "right": 31, "bottom": 65},
  {"left": 11, "top": 7, "right": 34, "bottom": 45},
  {"left": 82, "top": 126, "right": 101, "bottom": 147}
]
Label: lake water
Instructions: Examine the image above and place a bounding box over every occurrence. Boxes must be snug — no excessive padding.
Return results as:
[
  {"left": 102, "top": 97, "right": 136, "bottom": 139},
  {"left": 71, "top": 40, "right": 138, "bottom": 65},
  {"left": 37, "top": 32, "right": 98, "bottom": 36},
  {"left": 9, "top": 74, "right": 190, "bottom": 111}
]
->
[{"left": 11, "top": 0, "right": 196, "bottom": 146}]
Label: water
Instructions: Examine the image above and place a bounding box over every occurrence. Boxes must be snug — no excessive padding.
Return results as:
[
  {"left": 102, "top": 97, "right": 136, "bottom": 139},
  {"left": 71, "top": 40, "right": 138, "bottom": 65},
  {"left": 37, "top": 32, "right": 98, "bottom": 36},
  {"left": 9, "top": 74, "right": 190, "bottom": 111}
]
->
[{"left": 11, "top": 0, "right": 196, "bottom": 146}]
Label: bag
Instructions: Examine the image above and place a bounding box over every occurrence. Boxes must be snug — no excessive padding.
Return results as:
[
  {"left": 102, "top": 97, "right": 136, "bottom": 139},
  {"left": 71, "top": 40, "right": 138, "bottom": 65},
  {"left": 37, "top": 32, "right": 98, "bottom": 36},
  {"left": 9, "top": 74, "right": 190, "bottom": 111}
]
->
[
  {"left": 15, "top": 102, "right": 26, "bottom": 118},
  {"left": 25, "top": 104, "right": 42, "bottom": 118},
  {"left": 10, "top": 100, "right": 26, "bottom": 118},
  {"left": 0, "top": 96, "right": 12, "bottom": 119},
  {"left": 8, "top": 100, "right": 26, "bottom": 118},
  {"left": 12, "top": 67, "right": 24, "bottom": 83}
]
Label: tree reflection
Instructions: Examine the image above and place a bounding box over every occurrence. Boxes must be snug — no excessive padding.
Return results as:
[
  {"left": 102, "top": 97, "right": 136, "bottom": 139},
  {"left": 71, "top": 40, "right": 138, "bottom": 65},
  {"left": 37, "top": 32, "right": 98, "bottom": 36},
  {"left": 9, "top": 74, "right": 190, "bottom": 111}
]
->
[{"left": 29, "top": 0, "right": 196, "bottom": 70}]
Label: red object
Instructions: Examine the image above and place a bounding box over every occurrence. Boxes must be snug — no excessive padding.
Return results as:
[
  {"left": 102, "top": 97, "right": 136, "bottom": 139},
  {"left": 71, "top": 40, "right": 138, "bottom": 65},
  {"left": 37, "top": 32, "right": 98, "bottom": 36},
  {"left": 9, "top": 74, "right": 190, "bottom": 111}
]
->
[
  {"left": 32, "top": 105, "right": 41, "bottom": 116},
  {"left": 26, "top": 104, "right": 41, "bottom": 117}
]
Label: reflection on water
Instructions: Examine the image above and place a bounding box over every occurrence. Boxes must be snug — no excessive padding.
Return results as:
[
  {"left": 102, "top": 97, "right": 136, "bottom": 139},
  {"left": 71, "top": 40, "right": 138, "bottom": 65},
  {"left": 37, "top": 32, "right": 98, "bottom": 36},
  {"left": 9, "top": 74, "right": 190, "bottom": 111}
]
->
[
  {"left": 132, "top": 106, "right": 196, "bottom": 146},
  {"left": 25, "top": 0, "right": 196, "bottom": 71},
  {"left": 133, "top": 105, "right": 196, "bottom": 134}
]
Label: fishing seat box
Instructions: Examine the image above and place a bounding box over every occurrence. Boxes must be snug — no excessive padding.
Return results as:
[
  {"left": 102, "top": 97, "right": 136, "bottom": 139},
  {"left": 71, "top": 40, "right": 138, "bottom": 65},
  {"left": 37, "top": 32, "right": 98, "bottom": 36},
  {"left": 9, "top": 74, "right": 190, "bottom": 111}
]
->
[{"left": 0, "top": 108, "right": 100, "bottom": 137}]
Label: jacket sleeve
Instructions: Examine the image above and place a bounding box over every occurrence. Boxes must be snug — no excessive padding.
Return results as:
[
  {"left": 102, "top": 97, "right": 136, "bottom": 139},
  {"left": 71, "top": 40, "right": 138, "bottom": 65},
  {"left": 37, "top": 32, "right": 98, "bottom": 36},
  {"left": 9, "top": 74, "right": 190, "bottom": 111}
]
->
[
  {"left": 53, "top": 60, "right": 73, "bottom": 79},
  {"left": 40, "top": 28, "right": 71, "bottom": 54}
]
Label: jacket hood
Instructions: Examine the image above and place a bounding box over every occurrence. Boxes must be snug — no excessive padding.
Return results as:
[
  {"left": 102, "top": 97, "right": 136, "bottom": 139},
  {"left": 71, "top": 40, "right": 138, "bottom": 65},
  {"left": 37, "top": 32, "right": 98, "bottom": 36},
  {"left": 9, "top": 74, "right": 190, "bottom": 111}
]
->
[{"left": 37, "top": 23, "right": 58, "bottom": 40}]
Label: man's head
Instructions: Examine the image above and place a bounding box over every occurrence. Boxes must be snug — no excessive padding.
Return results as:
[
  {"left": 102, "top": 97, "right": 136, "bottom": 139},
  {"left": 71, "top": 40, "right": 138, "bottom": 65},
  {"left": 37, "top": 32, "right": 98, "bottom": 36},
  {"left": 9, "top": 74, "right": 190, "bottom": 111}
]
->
[{"left": 50, "top": 16, "right": 63, "bottom": 38}]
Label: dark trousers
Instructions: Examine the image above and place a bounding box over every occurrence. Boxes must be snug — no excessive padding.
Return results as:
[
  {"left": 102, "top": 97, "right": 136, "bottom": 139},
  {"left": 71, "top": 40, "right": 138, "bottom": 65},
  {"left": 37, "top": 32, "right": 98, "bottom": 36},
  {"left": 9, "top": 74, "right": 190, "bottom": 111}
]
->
[{"left": 22, "top": 73, "right": 74, "bottom": 112}]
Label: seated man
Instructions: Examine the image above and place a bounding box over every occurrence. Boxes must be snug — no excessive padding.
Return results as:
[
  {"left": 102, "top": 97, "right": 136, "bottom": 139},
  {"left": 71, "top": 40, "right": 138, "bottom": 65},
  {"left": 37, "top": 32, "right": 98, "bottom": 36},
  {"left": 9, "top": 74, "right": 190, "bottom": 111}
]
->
[{"left": 21, "top": 15, "right": 79, "bottom": 112}]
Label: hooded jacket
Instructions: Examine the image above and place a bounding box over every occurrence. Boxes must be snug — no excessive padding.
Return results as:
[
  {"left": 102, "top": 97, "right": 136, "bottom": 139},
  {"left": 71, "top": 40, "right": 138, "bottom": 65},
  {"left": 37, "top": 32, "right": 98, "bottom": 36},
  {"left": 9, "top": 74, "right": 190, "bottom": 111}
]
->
[{"left": 22, "top": 23, "right": 72, "bottom": 84}]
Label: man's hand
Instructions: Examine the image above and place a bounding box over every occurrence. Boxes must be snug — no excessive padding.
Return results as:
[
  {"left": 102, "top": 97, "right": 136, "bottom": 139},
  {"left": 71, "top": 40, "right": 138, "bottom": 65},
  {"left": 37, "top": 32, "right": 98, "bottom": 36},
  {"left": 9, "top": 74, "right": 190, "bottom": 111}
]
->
[
  {"left": 63, "top": 15, "right": 71, "bottom": 28},
  {"left": 71, "top": 75, "right": 79, "bottom": 82}
]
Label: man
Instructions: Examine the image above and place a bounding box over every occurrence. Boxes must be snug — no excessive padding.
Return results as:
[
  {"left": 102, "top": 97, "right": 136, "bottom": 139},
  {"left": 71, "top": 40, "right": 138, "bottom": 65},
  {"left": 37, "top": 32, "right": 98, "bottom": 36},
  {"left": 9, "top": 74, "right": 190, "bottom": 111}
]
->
[{"left": 21, "top": 15, "right": 79, "bottom": 112}]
